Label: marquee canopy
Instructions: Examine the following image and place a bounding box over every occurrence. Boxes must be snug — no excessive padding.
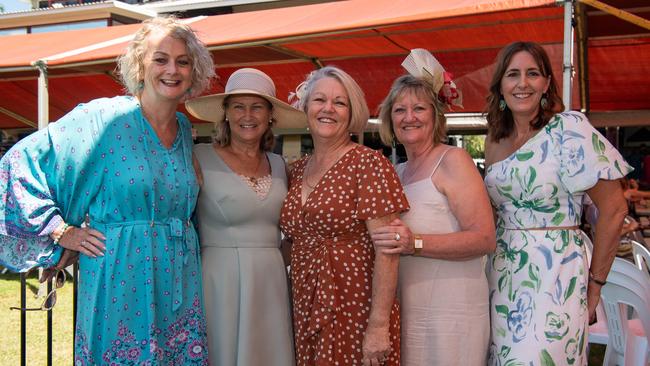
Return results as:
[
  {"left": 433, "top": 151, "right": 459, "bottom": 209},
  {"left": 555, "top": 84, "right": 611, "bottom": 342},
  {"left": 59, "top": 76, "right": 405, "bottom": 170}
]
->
[{"left": 0, "top": 0, "right": 648, "bottom": 129}]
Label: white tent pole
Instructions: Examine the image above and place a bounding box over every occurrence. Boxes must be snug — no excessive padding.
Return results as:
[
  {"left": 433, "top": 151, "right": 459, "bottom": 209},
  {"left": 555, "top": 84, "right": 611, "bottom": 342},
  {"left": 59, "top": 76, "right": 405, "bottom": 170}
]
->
[
  {"left": 33, "top": 60, "right": 49, "bottom": 130},
  {"left": 562, "top": 0, "right": 574, "bottom": 111}
]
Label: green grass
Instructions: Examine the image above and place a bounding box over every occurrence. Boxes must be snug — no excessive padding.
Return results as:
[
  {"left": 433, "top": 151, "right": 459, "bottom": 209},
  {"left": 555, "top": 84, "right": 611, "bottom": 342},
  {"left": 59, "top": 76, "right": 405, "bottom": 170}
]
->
[
  {"left": 0, "top": 270, "right": 74, "bottom": 365},
  {"left": 0, "top": 269, "right": 606, "bottom": 365}
]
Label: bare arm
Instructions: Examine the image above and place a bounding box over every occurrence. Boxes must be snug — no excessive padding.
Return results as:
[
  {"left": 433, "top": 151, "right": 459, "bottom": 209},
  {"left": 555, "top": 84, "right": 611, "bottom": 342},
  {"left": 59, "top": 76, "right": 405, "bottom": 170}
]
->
[
  {"left": 362, "top": 212, "right": 400, "bottom": 365},
  {"left": 586, "top": 179, "right": 628, "bottom": 322},
  {"left": 192, "top": 153, "right": 203, "bottom": 188},
  {"left": 371, "top": 149, "right": 495, "bottom": 260}
]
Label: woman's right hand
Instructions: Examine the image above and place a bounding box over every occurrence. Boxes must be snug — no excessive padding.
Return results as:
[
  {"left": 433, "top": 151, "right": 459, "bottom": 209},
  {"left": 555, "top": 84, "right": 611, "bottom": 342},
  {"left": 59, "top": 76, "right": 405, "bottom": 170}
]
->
[
  {"left": 39, "top": 249, "right": 79, "bottom": 283},
  {"left": 59, "top": 226, "right": 106, "bottom": 258}
]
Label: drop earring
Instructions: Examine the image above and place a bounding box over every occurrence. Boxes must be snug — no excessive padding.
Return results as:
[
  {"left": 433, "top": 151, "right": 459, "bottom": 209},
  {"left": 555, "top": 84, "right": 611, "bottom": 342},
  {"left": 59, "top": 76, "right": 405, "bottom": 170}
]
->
[
  {"left": 540, "top": 94, "right": 549, "bottom": 109},
  {"left": 498, "top": 98, "right": 507, "bottom": 111}
]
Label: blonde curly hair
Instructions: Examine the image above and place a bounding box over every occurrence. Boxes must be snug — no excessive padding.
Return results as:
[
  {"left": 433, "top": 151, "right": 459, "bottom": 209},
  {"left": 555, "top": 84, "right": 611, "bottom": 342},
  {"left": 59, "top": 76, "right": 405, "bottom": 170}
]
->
[{"left": 117, "top": 16, "right": 215, "bottom": 99}]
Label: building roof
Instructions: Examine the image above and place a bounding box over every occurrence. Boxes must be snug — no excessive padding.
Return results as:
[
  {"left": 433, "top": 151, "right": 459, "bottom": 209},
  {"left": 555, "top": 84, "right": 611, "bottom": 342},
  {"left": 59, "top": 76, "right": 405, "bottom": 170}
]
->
[
  {"left": 0, "top": 0, "right": 648, "bottom": 129},
  {"left": 0, "top": 0, "right": 154, "bottom": 29}
]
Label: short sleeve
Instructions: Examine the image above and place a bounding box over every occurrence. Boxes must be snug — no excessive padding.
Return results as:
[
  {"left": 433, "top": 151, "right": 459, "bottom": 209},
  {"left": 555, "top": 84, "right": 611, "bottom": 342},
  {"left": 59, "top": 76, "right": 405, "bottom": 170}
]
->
[
  {"left": 355, "top": 148, "right": 409, "bottom": 221},
  {"left": 556, "top": 111, "right": 633, "bottom": 193}
]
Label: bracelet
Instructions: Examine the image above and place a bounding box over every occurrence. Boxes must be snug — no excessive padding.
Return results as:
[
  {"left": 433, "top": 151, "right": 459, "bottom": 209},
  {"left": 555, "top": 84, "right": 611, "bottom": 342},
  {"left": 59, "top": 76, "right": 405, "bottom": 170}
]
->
[
  {"left": 51, "top": 222, "right": 72, "bottom": 244},
  {"left": 589, "top": 271, "right": 607, "bottom": 286}
]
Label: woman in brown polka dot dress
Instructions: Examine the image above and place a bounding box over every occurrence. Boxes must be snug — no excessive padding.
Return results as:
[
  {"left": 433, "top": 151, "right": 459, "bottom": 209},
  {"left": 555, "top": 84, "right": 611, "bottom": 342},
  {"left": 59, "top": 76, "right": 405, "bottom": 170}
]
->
[{"left": 280, "top": 66, "right": 409, "bottom": 366}]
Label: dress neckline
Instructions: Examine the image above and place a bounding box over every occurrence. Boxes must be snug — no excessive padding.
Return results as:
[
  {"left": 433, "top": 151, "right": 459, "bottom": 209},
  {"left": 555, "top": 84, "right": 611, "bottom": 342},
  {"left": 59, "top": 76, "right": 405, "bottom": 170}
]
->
[
  {"left": 299, "top": 144, "right": 359, "bottom": 208},
  {"left": 210, "top": 147, "right": 273, "bottom": 201},
  {"left": 137, "top": 100, "right": 182, "bottom": 152},
  {"left": 485, "top": 127, "right": 546, "bottom": 173}
]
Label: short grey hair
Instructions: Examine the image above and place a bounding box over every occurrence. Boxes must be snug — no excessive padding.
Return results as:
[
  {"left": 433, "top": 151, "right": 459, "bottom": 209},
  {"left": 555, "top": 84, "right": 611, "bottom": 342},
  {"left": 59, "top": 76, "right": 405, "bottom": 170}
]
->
[{"left": 295, "top": 66, "right": 369, "bottom": 134}]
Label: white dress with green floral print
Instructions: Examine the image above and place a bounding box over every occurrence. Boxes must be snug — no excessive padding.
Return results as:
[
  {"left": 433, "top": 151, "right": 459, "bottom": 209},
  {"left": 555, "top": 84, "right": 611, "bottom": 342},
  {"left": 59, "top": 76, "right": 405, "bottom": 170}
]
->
[{"left": 484, "top": 111, "right": 632, "bottom": 366}]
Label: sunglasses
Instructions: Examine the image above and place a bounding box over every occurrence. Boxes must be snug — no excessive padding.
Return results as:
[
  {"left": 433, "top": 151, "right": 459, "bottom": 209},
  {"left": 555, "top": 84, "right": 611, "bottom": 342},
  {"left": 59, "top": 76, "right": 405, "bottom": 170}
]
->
[{"left": 10, "top": 269, "right": 66, "bottom": 312}]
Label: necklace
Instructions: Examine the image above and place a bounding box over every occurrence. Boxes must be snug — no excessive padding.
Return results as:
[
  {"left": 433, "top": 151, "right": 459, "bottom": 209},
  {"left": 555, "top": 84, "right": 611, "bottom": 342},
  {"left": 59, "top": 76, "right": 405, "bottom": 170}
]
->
[
  {"left": 304, "top": 158, "right": 318, "bottom": 189},
  {"left": 304, "top": 144, "right": 352, "bottom": 190},
  {"left": 224, "top": 144, "right": 265, "bottom": 180}
]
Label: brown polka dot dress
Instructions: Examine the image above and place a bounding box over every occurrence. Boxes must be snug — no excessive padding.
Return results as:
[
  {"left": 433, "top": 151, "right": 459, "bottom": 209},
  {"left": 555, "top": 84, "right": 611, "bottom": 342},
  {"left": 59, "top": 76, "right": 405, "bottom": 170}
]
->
[{"left": 280, "top": 145, "right": 409, "bottom": 365}]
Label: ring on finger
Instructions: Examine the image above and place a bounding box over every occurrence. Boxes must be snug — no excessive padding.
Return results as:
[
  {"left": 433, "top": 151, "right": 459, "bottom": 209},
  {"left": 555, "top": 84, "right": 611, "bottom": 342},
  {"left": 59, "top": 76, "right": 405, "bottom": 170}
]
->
[
  {"left": 80, "top": 240, "right": 87, "bottom": 247},
  {"left": 394, "top": 232, "right": 400, "bottom": 241}
]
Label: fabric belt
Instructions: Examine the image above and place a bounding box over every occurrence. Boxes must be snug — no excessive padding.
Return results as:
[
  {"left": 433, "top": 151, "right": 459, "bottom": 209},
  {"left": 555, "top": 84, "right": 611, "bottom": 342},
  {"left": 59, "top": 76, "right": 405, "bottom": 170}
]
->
[
  {"left": 91, "top": 218, "right": 193, "bottom": 312},
  {"left": 501, "top": 225, "right": 579, "bottom": 231}
]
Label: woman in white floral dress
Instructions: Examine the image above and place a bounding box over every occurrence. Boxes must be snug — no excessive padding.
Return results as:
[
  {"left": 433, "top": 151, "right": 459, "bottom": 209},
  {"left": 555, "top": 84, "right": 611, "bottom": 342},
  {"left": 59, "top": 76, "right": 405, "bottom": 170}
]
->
[{"left": 484, "top": 41, "right": 632, "bottom": 366}]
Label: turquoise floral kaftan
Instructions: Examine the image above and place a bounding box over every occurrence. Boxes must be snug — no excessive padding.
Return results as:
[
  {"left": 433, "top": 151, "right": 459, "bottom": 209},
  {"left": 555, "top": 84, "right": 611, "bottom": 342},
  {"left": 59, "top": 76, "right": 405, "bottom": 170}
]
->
[
  {"left": 0, "top": 96, "right": 208, "bottom": 365},
  {"left": 484, "top": 111, "right": 631, "bottom": 366}
]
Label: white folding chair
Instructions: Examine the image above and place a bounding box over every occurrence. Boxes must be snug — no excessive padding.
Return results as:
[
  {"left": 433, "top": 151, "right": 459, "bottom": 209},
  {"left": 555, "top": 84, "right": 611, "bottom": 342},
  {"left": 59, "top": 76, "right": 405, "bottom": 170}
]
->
[
  {"left": 599, "top": 258, "right": 650, "bottom": 366},
  {"left": 630, "top": 240, "right": 650, "bottom": 280},
  {"left": 584, "top": 233, "right": 611, "bottom": 345},
  {"left": 624, "top": 216, "right": 646, "bottom": 245},
  {"left": 586, "top": 235, "right": 649, "bottom": 352}
]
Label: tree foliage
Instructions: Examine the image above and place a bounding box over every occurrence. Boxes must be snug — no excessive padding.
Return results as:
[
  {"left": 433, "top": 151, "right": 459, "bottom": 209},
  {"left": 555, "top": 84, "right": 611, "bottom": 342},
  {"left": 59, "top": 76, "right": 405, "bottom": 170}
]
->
[{"left": 463, "top": 135, "right": 485, "bottom": 159}]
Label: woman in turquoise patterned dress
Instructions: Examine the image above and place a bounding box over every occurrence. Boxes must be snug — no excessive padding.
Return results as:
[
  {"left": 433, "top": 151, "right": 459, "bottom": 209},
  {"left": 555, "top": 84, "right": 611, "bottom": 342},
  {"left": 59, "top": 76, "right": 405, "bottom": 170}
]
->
[
  {"left": 0, "top": 17, "right": 215, "bottom": 364},
  {"left": 484, "top": 41, "right": 631, "bottom": 366}
]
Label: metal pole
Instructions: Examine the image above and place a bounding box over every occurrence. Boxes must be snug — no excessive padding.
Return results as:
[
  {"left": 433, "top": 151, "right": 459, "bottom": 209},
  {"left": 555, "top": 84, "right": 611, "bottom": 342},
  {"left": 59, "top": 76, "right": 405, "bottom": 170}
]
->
[
  {"left": 47, "top": 279, "right": 53, "bottom": 366},
  {"left": 73, "top": 262, "right": 79, "bottom": 364},
  {"left": 562, "top": 1, "right": 574, "bottom": 111},
  {"left": 33, "top": 60, "right": 49, "bottom": 130},
  {"left": 20, "top": 273, "right": 26, "bottom": 366}
]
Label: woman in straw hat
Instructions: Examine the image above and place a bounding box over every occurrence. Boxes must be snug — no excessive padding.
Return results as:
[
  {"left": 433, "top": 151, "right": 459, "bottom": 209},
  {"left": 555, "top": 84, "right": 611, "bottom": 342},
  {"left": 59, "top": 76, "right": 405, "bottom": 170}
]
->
[
  {"left": 372, "top": 49, "right": 494, "bottom": 365},
  {"left": 186, "top": 68, "right": 306, "bottom": 366},
  {"left": 0, "top": 16, "right": 215, "bottom": 364},
  {"left": 279, "top": 66, "right": 408, "bottom": 366}
]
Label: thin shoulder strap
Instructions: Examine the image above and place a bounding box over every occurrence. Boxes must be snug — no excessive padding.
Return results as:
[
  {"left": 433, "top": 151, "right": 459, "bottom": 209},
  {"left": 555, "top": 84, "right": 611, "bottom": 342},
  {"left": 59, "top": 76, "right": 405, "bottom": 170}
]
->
[{"left": 429, "top": 146, "right": 453, "bottom": 178}]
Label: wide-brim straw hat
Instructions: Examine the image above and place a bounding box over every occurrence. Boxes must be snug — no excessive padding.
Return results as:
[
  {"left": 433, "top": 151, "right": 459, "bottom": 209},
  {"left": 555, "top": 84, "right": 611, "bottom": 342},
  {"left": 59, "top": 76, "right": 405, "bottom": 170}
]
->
[{"left": 185, "top": 68, "right": 307, "bottom": 129}]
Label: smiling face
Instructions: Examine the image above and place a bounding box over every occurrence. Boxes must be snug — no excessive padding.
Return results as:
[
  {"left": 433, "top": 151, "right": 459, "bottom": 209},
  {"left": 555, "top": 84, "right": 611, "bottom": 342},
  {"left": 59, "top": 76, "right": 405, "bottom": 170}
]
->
[
  {"left": 225, "top": 95, "right": 272, "bottom": 145},
  {"left": 140, "top": 30, "right": 193, "bottom": 105},
  {"left": 500, "top": 50, "right": 551, "bottom": 123},
  {"left": 391, "top": 89, "right": 436, "bottom": 149},
  {"left": 306, "top": 77, "right": 351, "bottom": 142}
]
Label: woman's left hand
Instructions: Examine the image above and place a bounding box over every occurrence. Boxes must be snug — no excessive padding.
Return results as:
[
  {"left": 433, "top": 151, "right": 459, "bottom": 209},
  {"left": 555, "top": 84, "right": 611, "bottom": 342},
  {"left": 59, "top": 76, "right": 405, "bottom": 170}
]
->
[
  {"left": 370, "top": 218, "right": 413, "bottom": 255},
  {"left": 362, "top": 324, "right": 391, "bottom": 366},
  {"left": 587, "top": 283, "right": 601, "bottom": 324}
]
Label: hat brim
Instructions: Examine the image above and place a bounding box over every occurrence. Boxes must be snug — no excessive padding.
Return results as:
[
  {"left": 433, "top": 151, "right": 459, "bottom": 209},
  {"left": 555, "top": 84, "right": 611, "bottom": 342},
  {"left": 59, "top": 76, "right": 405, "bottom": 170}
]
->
[{"left": 185, "top": 90, "right": 307, "bottom": 130}]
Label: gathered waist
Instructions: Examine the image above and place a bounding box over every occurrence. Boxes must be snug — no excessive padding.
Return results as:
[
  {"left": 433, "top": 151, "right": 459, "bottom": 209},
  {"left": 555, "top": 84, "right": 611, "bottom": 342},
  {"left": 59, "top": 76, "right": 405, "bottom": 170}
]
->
[
  {"left": 90, "top": 218, "right": 193, "bottom": 237},
  {"left": 293, "top": 232, "right": 363, "bottom": 248}
]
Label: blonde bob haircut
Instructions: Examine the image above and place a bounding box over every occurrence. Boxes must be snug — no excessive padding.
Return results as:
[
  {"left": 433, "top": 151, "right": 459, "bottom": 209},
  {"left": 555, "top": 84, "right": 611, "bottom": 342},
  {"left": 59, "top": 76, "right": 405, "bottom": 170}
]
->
[
  {"left": 295, "top": 66, "right": 369, "bottom": 135},
  {"left": 117, "top": 16, "right": 215, "bottom": 99},
  {"left": 378, "top": 74, "right": 447, "bottom": 146}
]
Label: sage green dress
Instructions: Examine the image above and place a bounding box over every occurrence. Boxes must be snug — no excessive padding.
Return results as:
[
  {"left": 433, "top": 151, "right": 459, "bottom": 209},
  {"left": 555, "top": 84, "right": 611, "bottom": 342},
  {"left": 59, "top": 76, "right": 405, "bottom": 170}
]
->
[
  {"left": 194, "top": 144, "right": 295, "bottom": 366},
  {"left": 484, "top": 112, "right": 632, "bottom": 366}
]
